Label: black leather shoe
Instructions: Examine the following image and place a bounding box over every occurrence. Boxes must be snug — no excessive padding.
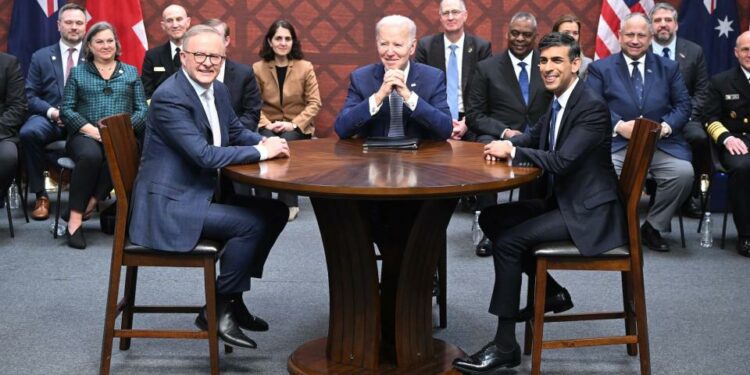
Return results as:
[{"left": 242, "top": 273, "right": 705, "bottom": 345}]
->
[
  {"left": 681, "top": 197, "right": 703, "bottom": 219},
  {"left": 641, "top": 222, "right": 670, "bottom": 252},
  {"left": 517, "top": 288, "right": 574, "bottom": 322},
  {"left": 475, "top": 237, "right": 492, "bottom": 257},
  {"left": 66, "top": 226, "right": 86, "bottom": 249},
  {"left": 737, "top": 238, "right": 750, "bottom": 258},
  {"left": 231, "top": 298, "right": 269, "bottom": 332},
  {"left": 452, "top": 341, "right": 521, "bottom": 374},
  {"left": 195, "top": 300, "right": 257, "bottom": 349}
]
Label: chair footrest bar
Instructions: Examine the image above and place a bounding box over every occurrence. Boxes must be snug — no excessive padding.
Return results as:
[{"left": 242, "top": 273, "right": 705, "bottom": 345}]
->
[
  {"left": 114, "top": 329, "right": 208, "bottom": 339},
  {"left": 132, "top": 306, "right": 203, "bottom": 313},
  {"left": 541, "top": 311, "right": 626, "bottom": 322},
  {"left": 542, "top": 335, "right": 638, "bottom": 349}
]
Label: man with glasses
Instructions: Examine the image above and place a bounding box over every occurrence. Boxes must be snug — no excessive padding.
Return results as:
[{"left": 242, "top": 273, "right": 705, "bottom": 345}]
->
[
  {"left": 465, "top": 12, "right": 552, "bottom": 256},
  {"left": 587, "top": 12, "right": 692, "bottom": 252},
  {"left": 416, "top": 0, "right": 491, "bottom": 142},
  {"left": 129, "top": 25, "right": 290, "bottom": 349},
  {"left": 141, "top": 4, "right": 191, "bottom": 98},
  {"left": 19, "top": 3, "right": 87, "bottom": 220}
]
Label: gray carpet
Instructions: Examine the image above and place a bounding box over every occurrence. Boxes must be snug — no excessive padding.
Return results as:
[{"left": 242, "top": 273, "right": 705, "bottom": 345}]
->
[{"left": 1, "top": 193, "right": 748, "bottom": 375}]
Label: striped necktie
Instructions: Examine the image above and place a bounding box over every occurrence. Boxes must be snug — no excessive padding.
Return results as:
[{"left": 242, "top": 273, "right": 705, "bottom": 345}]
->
[{"left": 388, "top": 90, "right": 405, "bottom": 137}]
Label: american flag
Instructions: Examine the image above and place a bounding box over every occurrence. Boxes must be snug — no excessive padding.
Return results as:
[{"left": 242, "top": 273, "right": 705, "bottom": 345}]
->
[{"left": 595, "top": 0, "right": 655, "bottom": 60}]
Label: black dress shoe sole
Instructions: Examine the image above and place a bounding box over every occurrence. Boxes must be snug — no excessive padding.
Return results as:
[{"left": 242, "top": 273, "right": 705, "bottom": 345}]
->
[
  {"left": 453, "top": 358, "right": 522, "bottom": 374},
  {"left": 644, "top": 243, "right": 670, "bottom": 252}
]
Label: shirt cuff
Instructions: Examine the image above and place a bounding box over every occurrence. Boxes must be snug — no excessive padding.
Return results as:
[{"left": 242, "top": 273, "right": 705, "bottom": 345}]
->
[
  {"left": 660, "top": 122, "right": 672, "bottom": 137},
  {"left": 46, "top": 107, "right": 56, "bottom": 121},
  {"left": 253, "top": 145, "right": 268, "bottom": 161},
  {"left": 369, "top": 95, "right": 382, "bottom": 116},
  {"left": 500, "top": 128, "right": 509, "bottom": 139},
  {"left": 613, "top": 121, "right": 622, "bottom": 137},
  {"left": 404, "top": 92, "right": 418, "bottom": 111}
]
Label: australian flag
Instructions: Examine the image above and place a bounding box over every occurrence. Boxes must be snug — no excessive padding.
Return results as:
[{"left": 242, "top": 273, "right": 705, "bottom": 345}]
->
[
  {"left": 8, "top": 0, "right": 67, "bottom": 76},
  {"left": 677, "top": 0, "right": 739, "bottom": 76}
]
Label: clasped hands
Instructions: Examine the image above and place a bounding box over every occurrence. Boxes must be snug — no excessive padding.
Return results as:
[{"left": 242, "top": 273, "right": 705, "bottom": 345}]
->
[
  {"left": 616, "top": 120, "right": 670, "bottom": 139},
  {"left": 261, "top": 136, "right": 291, "bottom": 159},
  {"left": 266, "top": 121, "right": 296, "bottom": 134},
  {"left": 375, "top": 69, "right": 411, "bottom": 105},
  {"left": 484, "top": 140, "right": 513, "bottom": 162}
]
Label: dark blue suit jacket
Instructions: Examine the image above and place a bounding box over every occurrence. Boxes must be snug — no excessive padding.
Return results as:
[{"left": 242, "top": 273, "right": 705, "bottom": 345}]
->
[
  {"left": 511, "top": 81, "right": 628, "bottom": 255},
  {"left": 25, "top": 43, "right": 86, "bottom": 117},
  {"left": 129, "top": 70, "right": 263, "bottom": 251},
  {"left": 334, "top": 62, "right": 452, "bottom": 140},
  {"left": 223, "top": 59, "right": 261, "bottom": 131},
  {"left": 586, "top": 51, "right": 692, "bottom": 161}
]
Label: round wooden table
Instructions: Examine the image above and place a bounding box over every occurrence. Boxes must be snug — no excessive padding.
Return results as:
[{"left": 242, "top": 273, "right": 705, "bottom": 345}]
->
[{"left": 224, "top": 138, "right": 541, "bottom": 374}]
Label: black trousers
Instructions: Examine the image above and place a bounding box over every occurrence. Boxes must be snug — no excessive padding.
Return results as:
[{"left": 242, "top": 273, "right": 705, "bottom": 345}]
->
[
  {"left": 201, "top": 195, "right": 288, "bottom": 294},
  {"left": 479, "top": 198, "right": 570, "bottom": 318},
  {"left": 0, "top": 140, "right": 18, "bottom": 193},
  {"left": 66, "top": 134, "right": 112, "bottom": 213},
  {"left": 255, "top": 127, "right": 310, "bottom": 207},
  {"left": 683, "top": 121, "right": 710, "bottom": 196},
  {"left": 719, "top": 136, "right": 750, "bottom": 237},
  {"left": 19, "top": 115, "right": 65, "bottom": 195}
]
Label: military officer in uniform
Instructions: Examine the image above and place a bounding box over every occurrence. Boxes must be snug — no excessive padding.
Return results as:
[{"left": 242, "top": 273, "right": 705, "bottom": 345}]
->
[{"left": 704, "top": 30, "right": 750, "bottom": 257}]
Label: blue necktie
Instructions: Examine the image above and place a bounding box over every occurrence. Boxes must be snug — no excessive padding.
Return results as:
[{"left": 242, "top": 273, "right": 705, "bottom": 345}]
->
[
  {"left": 662, "top": 47, "right": 670, "bottom": 59},
  {"left": 388, "top": 90, "right": 405, "bottom": 137},
  {"left": 446, "top": 44, "right": 459, "bottom": 120},
  {"left": 631, "top": 61, "right": 644, "bottom": 104},
  {"left": 518, "top": 61, "right": 529, "bottom": 105},
  {"left": 548, "top": 99, "right": 561, "bottom": 150}
]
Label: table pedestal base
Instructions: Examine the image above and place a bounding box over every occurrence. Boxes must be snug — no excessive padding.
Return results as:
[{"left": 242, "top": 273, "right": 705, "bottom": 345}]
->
[{"left": 288, "top": 337, "right": 465, "bottom": 374}]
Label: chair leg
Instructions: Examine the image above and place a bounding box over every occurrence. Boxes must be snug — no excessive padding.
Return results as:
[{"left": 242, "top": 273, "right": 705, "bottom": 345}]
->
[
  {"left": 632, "top": 262, "right": 652, "bottom": 374},
  {"left": 22, "top": 174, "right": 29, "bottom": 223},
  {"left": 5, "top": 193, "right": 14, "bottom": 238},
  {"left": 523, "top": 274, "right": 535, "bottom": 355},
  {"left": 621, "top": 271, "right": 637, "bottom": 356},
  {"left": 678, "top": 212, "right": 685, "bottom": 248},
  {"left": 100, "top": 256, "right": 124, "bottom": 375},
  {"left": 119, "top": 266, "right": 138, "bottom": 350},
  {"left": 530, "top": 258, "right": 548, "bottom": 375},
  {"left": 721, "top": 193, "right": 730, "bottom": 249},
  {"left": 53, "top": 167, "right": 65, "bottom": 239},
  {"left": 203, "top": 257, "right": 220, "bottom": 375},
  {"left": 437, "top": 236, "right": 447, "bottom": 329}
]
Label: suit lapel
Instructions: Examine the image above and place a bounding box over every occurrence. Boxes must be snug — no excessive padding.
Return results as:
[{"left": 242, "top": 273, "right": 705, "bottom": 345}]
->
[
  {"left": 461, "top": 35, "right": 475, "bottom": 91},
  {"left": 162, "top": 42, "right": 176, "bottom": 75},
  {"left": 177, "top": 72, "right": 212, "bottom": 134},
  {"left": 500, "top": 51, "right": 525, "bottom": 107},
  {"left": 50, "top": 45, "right": 65, "bottom": 98},
  {"left": 528, "top": 51, "right": 542, "bottom": 107},
  {"left": 642, "top": 52, "right": 656, "bottom": 109},
  {"left": 555, "top": 81, "right": 584, "bottom": 149},
  {"left": 429, "top": 34, "right": 445, "bottom": 71},
  {"left": 615, "top": 53, "right": 641, "bottom": 109}
]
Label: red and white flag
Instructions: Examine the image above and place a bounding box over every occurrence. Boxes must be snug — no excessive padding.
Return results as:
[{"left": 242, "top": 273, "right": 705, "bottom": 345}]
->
[
  {"left": 86, "top": 0, "right": 148, "bottom": 73},
  {"left": 595, "top": 0, "right": 654, "bottom": 60}
]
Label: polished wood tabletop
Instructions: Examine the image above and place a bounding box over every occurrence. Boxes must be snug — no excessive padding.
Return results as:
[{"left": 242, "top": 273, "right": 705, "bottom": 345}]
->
[{"left": 223, "top": 138, "right": 541, "bottom": 198}]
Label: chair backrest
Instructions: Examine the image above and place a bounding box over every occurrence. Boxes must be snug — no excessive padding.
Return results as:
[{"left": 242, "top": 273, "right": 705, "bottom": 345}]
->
[
  {"left": 618, "top": 118, "right": 660, "bottom": 259},
  {"left": 98, "top": 114, "right": 140, "bottom": 248}
]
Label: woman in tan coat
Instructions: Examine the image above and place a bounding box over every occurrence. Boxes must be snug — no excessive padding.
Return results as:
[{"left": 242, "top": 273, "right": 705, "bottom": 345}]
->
[{"left": 253, "top": 20, "right": 321, "bottom": 221}]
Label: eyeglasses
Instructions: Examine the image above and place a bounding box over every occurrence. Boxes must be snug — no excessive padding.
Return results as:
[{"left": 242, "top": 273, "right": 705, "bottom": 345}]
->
[
  {"left": 182, "top": 50, "right": 225, "bottom": 66},
  {"left": 440, "top": 9, "right": 464, "bottom": 18},
  {"left": 621, "top": 32, "right": 650, "bottom": 40}
]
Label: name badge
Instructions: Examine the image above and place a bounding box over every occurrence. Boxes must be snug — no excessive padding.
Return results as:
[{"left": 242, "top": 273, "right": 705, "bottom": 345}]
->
[
  {"left": 154, "top": 66, "right": 166, "bottom": 72},
  {"left": 725, "top": 94, "right": 740, "bottom": 100}
]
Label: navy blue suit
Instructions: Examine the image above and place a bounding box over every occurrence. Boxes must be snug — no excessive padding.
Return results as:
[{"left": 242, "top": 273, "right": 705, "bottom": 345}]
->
[
  {"left": 20, "top": 43, "right": 86, "bottom": 196},
  {"left": 480, "top": 80, "right": 627, "bottom": 318},
  {"left": 223, "top": 59, "right": 261, "bottom": 131},
  {"left": 334, "top": 62, "right": 452, "bottom": 140},
  {"left": 129, "top": 70, "right": 287, "bottom": 293},
  {"left": 586, "top": 51, "right": 692, "bottom": 161},
  {"left": 587, "top": 51, "right": 694, "bottom": 232}
]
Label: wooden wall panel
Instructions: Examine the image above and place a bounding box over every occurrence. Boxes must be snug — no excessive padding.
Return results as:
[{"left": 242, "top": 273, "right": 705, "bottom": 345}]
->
[{"left": 2, "top": 0, "right": 748, "bottom": 137}]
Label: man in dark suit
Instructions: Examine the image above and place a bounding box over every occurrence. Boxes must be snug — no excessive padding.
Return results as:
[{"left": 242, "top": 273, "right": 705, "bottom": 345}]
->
[
  {"left": 0, "top": 53, "right": 27, "bottom": 202},
  {"left": 465, "top": 12, "right": 553, "bottom": 256},
  {"left": 453, "top": 32, "right": 628, "bottom": 373},
  {"left": 415, "top": 0, "right": 492, "bottom": 141},
  {"left": 650, "top": 2, "right": 711, "bottom": 218},
  {"left": 587, "top": 12, "right": 693, "bottom": 253},
  {"left": 334, "top": 15, "right": 452, "bottom": 140},
  {"left": 129, "top": 26, "right": 290, "bottom": 349},
  {"left": 141, "top": 4, "right": 191, "bottom": 98},
  {"left": 19, "top": 3, "right": 86, "bottom": 220},
  {"left": 704, "top": 30, "right": 750, "bottom": 257},
  {"left": 205, "top": 19, "right": 261, "bottom": 131}
]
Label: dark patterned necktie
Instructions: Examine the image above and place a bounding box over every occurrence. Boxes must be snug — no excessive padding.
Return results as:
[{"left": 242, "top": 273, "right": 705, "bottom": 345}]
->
[
  {"left": 518, "top": 61, "right": 529, "bottom": 105},
  {"left": 174, "top": 47, "right": 181, "bottom": 68},
  {"left": 548, "top": 99, "right": 561, "bottom": 150},
  {"left": 631, "top": 61, "right": 643, "bottom": 104},
  {"left": 388, "top": 90, "right": 405, "bottom": 137}
]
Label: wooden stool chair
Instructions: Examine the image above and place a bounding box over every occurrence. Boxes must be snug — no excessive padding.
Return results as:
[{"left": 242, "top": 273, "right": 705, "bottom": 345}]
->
[
  {"left": 98, "top": 114, "right": 227, "bottom": 375},
  {"left": 523, "top": 118, "right": 661, "bottom": 375}
]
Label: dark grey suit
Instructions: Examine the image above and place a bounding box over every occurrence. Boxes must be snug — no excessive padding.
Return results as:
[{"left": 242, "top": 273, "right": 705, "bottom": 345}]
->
[{"left": 0, "top": 53, "right": 27, "bottom": 193}]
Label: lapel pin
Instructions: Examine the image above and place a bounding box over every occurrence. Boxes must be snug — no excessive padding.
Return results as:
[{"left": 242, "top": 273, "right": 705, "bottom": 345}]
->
[
  {"left": 52, "top": 56, "right": 56, "bottom": 60},
  {"left": 679, "top": 53, "right": 686, "bottom": 59},
  {"left": 119, "top": 69, "right": 124, "bottom": 74},
  {"left": 411, "top": 83, "right": 417, "bottom": 87},
  {"left": 646, "top": 69, "right": 652, "bottom": 73},
  {"left": 467, "top": 46, "right": 473, "bottom": 53}
]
